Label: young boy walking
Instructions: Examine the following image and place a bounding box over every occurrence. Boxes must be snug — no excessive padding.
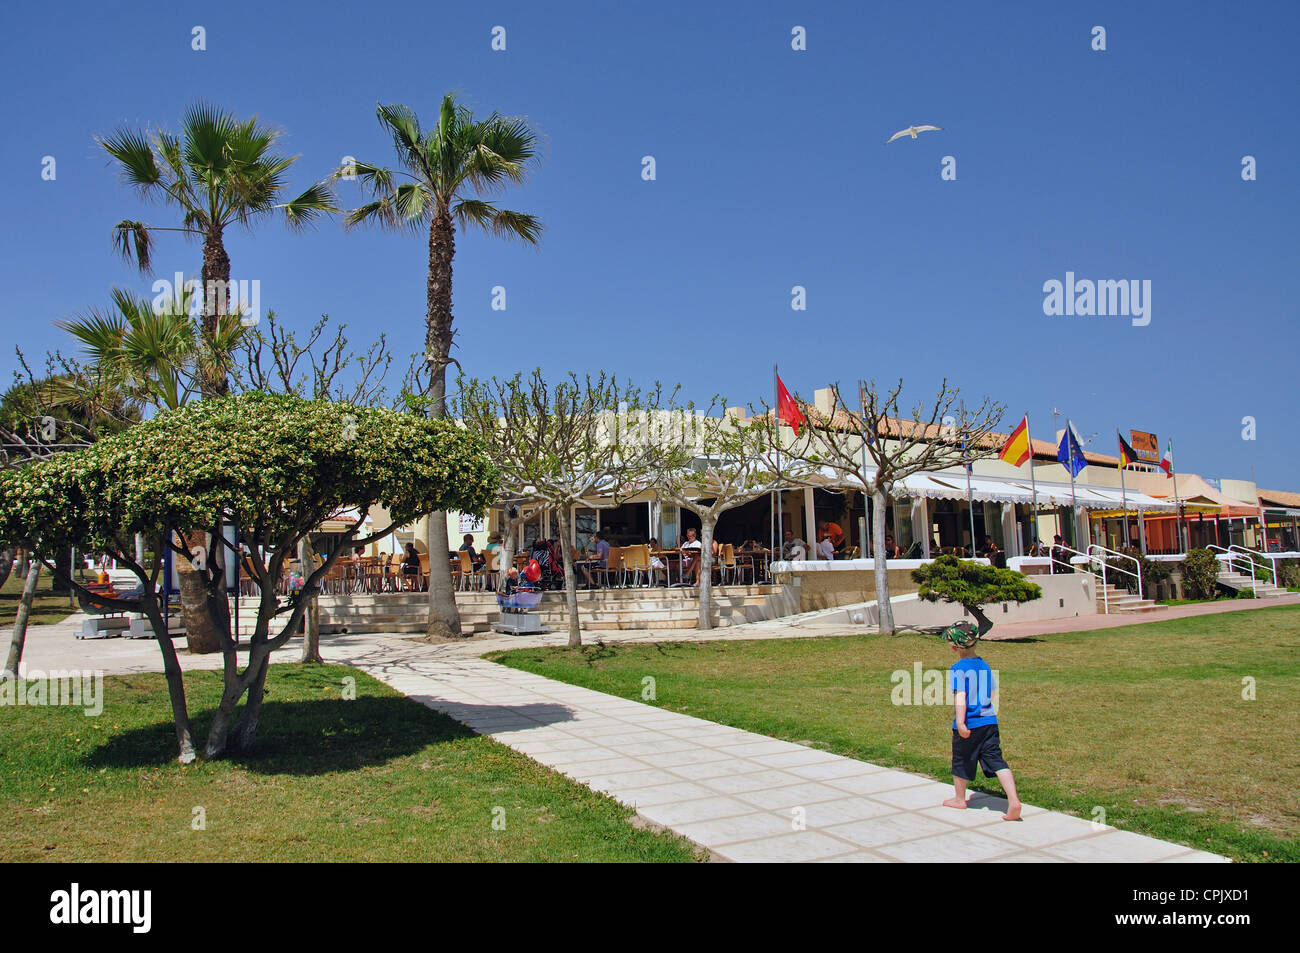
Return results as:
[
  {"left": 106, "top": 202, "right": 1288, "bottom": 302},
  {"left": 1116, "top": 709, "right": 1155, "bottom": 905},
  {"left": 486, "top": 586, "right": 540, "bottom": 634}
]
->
[{"left": 941, "top": 622, "right": 1022, "bottom": 821}]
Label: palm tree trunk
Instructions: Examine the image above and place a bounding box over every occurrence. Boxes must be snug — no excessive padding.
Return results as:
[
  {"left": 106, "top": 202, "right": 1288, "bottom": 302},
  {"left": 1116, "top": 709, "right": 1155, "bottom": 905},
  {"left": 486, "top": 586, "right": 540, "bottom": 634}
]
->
[
  {"left": 873, "top": 487, "right": 895, "bottom": 634},
  {"left": 3, "top": 562, "right": 41, "bottom": 679},
  {"left": 200, "top": 226, "right": 231, "bottom": 398},
  {"left": 423, "top": 209, "right": 462, "bottom": 640}
]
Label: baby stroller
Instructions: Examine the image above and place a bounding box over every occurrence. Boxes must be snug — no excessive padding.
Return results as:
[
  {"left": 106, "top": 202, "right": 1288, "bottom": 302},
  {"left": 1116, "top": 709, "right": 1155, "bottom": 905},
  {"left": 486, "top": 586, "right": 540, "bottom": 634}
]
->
[{"left": 529, "top": 539, "right": 564, "bottom": 590}]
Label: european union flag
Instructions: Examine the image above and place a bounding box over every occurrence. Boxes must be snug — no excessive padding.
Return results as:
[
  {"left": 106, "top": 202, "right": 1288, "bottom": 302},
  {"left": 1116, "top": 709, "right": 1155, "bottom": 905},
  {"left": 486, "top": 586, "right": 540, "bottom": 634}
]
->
[{"left": 1057, "top": 422, "right": 1087, "bottom": 478}]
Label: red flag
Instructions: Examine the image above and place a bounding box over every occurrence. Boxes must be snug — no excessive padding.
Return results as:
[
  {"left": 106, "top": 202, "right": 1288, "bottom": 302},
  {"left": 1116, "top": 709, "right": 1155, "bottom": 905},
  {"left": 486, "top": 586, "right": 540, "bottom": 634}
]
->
[{"left": 776, "top": 375, "right": 807, "bottom": 435}]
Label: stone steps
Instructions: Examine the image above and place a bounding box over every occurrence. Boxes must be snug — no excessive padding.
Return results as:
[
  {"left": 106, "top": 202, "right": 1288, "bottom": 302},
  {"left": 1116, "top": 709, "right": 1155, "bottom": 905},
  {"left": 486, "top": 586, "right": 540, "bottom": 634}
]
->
[
  {"left": 232, "top": 584, "right": 794, "bottom": 636},
  {"left": 1095, "top": 584, "right": 1162, "bottom": 614},
  {"left": 1216, "top": 572, "right": 1288, "bottom": 599}
]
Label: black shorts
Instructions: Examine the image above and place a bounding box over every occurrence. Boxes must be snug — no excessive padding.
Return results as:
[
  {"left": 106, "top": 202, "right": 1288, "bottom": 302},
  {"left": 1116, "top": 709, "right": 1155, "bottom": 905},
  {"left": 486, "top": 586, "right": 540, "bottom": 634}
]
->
[{"left": 951, "top": 723, "right": 1009, "bottom": 780}]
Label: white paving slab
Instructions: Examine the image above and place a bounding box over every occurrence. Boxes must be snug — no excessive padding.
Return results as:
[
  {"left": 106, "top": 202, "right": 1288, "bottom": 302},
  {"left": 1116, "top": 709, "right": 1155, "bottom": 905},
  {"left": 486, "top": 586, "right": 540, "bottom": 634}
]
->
[{"left": 317, "top": 632, "right": 1230, "bottom": 864}]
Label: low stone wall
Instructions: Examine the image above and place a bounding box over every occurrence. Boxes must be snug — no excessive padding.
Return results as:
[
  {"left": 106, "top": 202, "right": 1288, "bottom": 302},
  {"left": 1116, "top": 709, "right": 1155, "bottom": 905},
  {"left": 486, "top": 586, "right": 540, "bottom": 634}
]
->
[{"left": 774, "top": 561, "right": 1097, "bottom": 624}]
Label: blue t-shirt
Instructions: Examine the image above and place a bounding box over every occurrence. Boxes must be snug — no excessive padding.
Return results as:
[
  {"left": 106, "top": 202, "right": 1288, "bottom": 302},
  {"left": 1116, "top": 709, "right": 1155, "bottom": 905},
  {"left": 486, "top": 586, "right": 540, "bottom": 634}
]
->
[
  {"left": 949, "top": 657, "right": 998, "bottom": 729},
  {"left": 595, "top": 539, "right": 610, "bottom": 567}
]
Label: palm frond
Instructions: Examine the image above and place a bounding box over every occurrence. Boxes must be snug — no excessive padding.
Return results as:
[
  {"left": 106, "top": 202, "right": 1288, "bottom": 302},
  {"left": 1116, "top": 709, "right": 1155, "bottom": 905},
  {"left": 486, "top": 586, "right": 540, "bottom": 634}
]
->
[
  {"left": 110, "top": 220, "right": 155, "bottom": 271},
  {"left": 279, "top": 181, "right": 338, "bottom": 229}
]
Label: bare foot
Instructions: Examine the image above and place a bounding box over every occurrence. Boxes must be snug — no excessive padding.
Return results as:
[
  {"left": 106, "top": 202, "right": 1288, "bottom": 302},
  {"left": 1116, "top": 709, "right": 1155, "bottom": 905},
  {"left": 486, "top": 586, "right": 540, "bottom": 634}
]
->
[
  {"left": 942, "top": 796, "right": 967, "bottom": 810},
  {"left": 1003, "top": 801, "right": 1022, "bottom": 821}
]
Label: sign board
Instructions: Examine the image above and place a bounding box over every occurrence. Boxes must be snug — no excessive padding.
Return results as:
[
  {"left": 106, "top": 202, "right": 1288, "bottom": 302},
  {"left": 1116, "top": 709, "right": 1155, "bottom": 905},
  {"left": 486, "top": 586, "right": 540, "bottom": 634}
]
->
[
  {"left": 1129, "top": 430, "right": 1160, "bottom": 463},
  {"left": 458, "top": 513, "right": 485, "bottom": 535}
]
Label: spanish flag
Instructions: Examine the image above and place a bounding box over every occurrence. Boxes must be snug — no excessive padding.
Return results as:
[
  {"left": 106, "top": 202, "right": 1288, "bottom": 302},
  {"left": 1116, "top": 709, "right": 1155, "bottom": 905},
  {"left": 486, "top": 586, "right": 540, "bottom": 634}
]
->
[
  {"left": 1117, "top": 431, "right": 1138, "bottom": 468},
  {"left": 998, "top": 416, "right": 1031, "bottom": 467}
]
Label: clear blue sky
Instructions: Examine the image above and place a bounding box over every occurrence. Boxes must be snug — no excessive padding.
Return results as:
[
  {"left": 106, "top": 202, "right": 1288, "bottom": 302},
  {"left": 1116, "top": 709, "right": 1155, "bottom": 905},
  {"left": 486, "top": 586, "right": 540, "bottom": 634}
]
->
[{"left": 1, "top": 0, "right": 1296, "bottom": 486}]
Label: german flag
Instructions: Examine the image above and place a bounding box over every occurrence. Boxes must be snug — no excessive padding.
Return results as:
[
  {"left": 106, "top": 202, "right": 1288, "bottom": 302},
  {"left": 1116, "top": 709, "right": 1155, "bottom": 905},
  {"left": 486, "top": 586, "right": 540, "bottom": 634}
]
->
[
  {"left": 1117, "top": 431, "right": 1138, "bottom": 468},
  {"left": 998, "top": 416, "right": 1031, "bottom": 467}
]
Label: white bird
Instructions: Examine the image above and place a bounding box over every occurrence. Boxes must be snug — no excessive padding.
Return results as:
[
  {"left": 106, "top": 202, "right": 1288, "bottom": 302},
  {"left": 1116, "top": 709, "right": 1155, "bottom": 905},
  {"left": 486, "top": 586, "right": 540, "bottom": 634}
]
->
[{"left": 886, "top": 124, "right": 942, "bottom": 143}]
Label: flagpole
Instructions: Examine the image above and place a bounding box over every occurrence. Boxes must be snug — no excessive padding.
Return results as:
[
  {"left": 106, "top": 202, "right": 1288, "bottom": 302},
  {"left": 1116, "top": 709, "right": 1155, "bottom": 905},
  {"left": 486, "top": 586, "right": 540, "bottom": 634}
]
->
[
  {"left": 774, "top": 364, "right": 781, "bottom": 562},
  {"left": 1169, "top": 440, "right": 1184, "bottom": 552},
  {"left": 1067, "top": 419, "right": 1079, "bottom": 548},
  {"left": 1117, "top": 429, "right": 1131, "bottom": 548},
  {"left": 860, "top": 380, "right": 870, "bottom": 558},
  {"left": 965, "top": 441, "right": 976, "bottom": 557},
  {"left": 1025, "top": 413, "right": 1040, "bottom": 552}
]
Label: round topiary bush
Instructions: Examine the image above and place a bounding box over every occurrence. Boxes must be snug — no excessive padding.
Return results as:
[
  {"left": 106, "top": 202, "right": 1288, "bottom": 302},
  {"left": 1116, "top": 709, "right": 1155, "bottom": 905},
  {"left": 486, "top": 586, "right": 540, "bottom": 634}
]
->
[
  {"left": 1181, "top": 548, "right": 1221, "bottom": 600},
  {"left": 911, "top": 554, "right": 1042, "bottom": 637}
]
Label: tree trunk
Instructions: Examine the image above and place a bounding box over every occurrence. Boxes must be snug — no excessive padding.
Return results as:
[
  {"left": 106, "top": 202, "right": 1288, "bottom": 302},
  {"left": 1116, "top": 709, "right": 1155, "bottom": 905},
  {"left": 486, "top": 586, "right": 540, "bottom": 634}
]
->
[
  {"left": 176, "top": 530, "right": 225, "bottom": 654},
  {"left": 0, "top": 544, "right": 15, "bottom": 590},
  {"left": 143, "top": 600, "right": 196, "bottom": 763},
  {"left": 14, "top": 548, "right": 29, "bottom": 582},
  {"left": 873, "top": 487, "right": 895, "bottom": 634},
  {"left": 230, "top": 652, "right": 270, "bottom": 752},
  {"left": 422, "top": 209, "right": 462, "bottom": 639},
  {"left": 3, "top": 562, "right": 41, "bottom": 679},
  {"left": 698, "top": 515, "right": 717, "bottom": 630},
  {"left": 968, "top": 604, "right": 994, "bottom": 639},
  {"left": 200, "top": 226, "right": 231, "bottom": 398},
  {"left": 298, "top": 537, "right": 322, "bottom": 663},
  {"left": 555, "top": 508, "right": 582, "bottom": 647},
  {"left": 498, "top": 535, "right": 515, "bottom": 593}
]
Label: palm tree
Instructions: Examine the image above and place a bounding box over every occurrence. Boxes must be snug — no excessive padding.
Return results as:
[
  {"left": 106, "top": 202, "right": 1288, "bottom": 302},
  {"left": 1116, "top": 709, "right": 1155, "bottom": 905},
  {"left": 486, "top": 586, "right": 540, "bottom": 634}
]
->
[
  {"left": 54, "top": 287, "right": 248, "bottom": 654},
  {"left": 100, "top": 102, "right": 336, "bottom": 398},
  {"left": 54, "top": 286, "right": 244, "bottom": 414},
  {"left": 344, "top": 95, "right": 542, "bottom": 639}
]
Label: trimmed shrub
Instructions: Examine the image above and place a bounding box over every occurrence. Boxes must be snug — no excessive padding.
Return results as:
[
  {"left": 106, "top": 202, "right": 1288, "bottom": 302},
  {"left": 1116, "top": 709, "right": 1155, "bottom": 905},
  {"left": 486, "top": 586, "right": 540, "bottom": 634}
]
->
[{"left": 1181, "top": 548, "right": 1221, "bottom": 600}]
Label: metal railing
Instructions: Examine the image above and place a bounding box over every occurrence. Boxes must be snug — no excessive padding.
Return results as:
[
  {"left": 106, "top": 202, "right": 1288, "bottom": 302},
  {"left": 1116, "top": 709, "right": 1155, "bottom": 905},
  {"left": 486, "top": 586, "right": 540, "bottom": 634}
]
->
[
  {"left": 1229, "top": 544, "right": 1279, "bottom": 589},
  {"left": 1208, "top": 545, "right": 1268, "bottom": 597},
  {"left": 1045, "top": 543, "right": 1140, "bottom": 614},
  {"left": 1087, "top": 544, "right": 1144, "bottom": 609}
]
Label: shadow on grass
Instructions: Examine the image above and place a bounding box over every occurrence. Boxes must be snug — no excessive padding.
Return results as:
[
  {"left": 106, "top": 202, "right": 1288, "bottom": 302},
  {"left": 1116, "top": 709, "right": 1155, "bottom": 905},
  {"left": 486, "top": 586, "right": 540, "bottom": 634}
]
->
[{"left": 83, "top": 695, "right": 483, "bottom": 775}]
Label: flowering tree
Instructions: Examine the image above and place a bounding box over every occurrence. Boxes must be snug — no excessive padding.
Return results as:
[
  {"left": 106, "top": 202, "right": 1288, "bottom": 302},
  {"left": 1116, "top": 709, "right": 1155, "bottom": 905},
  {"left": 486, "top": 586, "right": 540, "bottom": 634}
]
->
[{"left": 0, "top": 393, "right": 497, "bottom": 762}]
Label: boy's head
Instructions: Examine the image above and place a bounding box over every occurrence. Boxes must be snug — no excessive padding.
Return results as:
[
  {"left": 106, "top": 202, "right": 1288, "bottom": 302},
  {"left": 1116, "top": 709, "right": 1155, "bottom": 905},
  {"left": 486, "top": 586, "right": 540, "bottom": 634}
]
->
[{"left": 942, "top": 620, "right": 981, "bottom": 652}]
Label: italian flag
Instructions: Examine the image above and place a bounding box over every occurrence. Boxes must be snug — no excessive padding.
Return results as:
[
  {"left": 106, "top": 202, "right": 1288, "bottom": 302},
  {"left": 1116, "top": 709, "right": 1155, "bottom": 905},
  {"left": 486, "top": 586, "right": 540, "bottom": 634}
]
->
[{"left": 1160, "top": 440, "right": 1174, "bottom": 477}]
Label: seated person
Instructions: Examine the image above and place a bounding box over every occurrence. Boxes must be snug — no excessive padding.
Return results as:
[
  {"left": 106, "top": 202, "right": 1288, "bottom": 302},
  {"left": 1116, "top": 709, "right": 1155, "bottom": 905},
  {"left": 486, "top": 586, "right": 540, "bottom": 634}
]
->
[
  {"left": 580, "top": 532, "right": 611, "bottom": 588},
  {"left": 680, "top": 527, "right": 703, "bottom": 584},
  {"left": 400, "top": 544, "right": 421, "bottom": 589},
  {"left": 882, "top": 534, "right": 900, "bottom": 559},
  {"left": 823, "top": 521, "right": 848, "bottom": 555},
  {"left": 816, "top": 534, "right": 835, "bottom": 560},
  {"left": 502, "top": 566, "right": 522, "bottom": 595},
  {"left": 781, "top": 530, "right": 808, "bottom": 560},
  {"left": 459, "top": 534, "right": 483, "bottom": 566},
  {"left": 646, "top": 538, "right": 667, "bottom": 583}
]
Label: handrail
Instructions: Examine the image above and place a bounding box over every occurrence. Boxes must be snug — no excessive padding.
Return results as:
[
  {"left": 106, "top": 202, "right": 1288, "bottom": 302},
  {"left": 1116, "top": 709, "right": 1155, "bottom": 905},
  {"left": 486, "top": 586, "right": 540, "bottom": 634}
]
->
[
  {"left": 1088, "top": 544, "right": 1144, "bottom": 602},
  {"left": 1049, "top": 543, "right": 1112, "bottom": 613},
  {"left": 1049, "top": 542, "right": 1142, "bottom": 613},
  {"left": 1228, "top": 544, "right": 1278, "bottom": 589},
  {"left": 1208, "top": 544, "right": 1263, "bottom": 597}
]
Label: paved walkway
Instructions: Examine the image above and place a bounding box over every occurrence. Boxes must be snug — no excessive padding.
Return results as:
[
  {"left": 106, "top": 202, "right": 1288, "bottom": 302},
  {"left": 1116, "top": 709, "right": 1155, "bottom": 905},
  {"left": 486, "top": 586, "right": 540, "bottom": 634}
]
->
[
  {"left": 320, "top": 632, "right": 1228, "bottom": 863},
  {"left": 13, "top": 599, "right": 1283, "bottom": 862}
]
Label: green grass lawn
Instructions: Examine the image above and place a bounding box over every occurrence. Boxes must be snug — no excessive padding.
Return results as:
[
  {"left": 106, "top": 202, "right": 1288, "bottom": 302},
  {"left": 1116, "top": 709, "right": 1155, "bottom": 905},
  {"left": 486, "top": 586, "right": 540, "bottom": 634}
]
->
[
  {"left": 491, "top": 605, "right": 1300, "bottom": 863},
  {"left": 0, "top": 569, "right": 77, "bottom": 627},
  {"left": 0, "top": 664, "right": 700, "bottom": 862}
]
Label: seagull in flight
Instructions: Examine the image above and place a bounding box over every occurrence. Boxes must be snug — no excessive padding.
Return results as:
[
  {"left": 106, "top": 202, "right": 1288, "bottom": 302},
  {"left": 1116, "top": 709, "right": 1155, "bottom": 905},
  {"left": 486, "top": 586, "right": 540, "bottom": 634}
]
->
[{"left": 886, "top": 124, "right": 942, "bottom": 143}]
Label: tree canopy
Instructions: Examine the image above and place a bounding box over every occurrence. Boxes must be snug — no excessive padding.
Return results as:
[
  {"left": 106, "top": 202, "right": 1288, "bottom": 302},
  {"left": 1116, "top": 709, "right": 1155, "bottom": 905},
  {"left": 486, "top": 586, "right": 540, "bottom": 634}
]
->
[
  {"left": 0, "top": 392, "right": 499, "bottom": 761},
  {"left": 910, "top": 554, "right": 1042, "bottom": 636}
]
